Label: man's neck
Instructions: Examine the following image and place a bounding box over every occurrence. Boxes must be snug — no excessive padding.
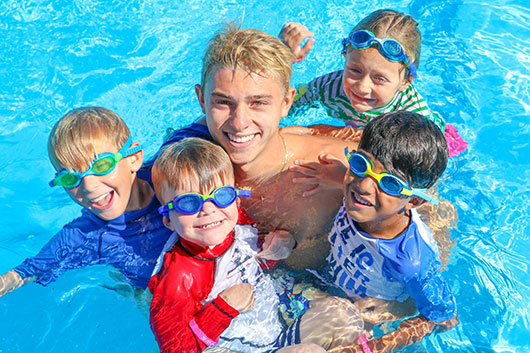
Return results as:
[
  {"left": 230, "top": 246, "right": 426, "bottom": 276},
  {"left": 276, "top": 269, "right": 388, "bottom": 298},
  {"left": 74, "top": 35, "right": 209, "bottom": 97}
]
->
[{"left": 234, "top": 133, "right": 287, "bottom": 184}]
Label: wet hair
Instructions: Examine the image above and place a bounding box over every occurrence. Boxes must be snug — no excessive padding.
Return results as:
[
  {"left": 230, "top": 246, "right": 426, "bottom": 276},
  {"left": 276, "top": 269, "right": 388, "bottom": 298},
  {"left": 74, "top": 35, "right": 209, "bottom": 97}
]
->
[
  {"left": 350, "top": 9, "right": 422, "bottom": 72},
  {"left": 200, "top": 22, "right": 295, "bottom": 95},
  {"left": 48, "top": 106, "right": 130, "bottom": 172},
  {"left": 152, "top": 138, "right": 234, "bottom": 201},
  {"left": 359, "top": 111, "right": 448, "bottom": 189}
]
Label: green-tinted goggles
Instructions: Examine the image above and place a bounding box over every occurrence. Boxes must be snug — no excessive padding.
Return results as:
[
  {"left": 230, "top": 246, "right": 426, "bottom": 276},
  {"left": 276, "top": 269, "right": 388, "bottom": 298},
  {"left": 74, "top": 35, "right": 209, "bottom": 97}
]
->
[{"left": 49, "top": 137, "right": 142, "bottom": 189}]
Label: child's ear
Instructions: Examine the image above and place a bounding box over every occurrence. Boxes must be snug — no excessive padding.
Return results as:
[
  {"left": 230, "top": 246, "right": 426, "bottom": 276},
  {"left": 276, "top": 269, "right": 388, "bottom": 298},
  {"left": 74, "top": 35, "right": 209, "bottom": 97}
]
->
[
  {"left": 162, "top": 216, "right": 175, "bottom": 231},
  {"left": 399, "top": 76, "right": 412, "bottom": 92},
  {"left": 128, "top": 142, "right": 144, "bottom": 173},
  {"left": 409, "top": 196, "right": 425, "bottom": 208}
]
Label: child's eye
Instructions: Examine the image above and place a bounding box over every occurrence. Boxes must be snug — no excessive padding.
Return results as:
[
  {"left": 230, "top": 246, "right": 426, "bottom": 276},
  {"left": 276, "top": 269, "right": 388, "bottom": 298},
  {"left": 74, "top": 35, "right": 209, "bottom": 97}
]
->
[
  {"left": 374, "top": 75, "right": 388, "bottom": 84},
  {"left": 348, "top": 67, "right": 362, "bottom": 74}
]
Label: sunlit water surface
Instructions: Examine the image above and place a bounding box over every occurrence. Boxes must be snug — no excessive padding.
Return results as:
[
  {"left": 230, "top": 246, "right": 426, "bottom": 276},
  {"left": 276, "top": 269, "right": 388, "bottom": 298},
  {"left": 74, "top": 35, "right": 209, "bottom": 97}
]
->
[{"left": 1, "top": 0, "right": 529, "bottom": 352}]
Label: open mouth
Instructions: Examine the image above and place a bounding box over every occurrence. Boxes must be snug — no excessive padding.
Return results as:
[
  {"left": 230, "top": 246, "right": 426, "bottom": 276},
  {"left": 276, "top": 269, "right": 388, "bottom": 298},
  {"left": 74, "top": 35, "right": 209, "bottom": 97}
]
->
[
  {"left": 89, "top": 191, "right": 114, "bottom": 210},
  {"left": 352, "top": 191, "right": 373, "bottom": 207}
]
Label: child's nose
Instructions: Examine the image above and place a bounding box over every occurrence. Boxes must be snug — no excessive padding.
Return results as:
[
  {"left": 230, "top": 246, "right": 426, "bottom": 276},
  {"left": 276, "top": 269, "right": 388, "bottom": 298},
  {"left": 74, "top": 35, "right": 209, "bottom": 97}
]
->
[
  {"left": 199, "top": 200, "right": 218, "bottom": 215},
  {"left": 356, "top": 75, "right": 372, "bottom": 93},
  {"left": 79, "top": 174, "right": 99, "bottom": 191}
]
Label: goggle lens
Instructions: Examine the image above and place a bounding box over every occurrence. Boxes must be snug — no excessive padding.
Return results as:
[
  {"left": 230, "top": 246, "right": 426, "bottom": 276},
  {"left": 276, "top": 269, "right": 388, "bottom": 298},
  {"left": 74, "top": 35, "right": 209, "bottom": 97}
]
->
[
  {"left": 214, "top": 187, "right": 238, "bottom": 207},
  {"left": 57, "top": 173, "right": 80, "bottom": 188},
  {"left": 380, "top": 175, "right": 404, "bottom": 195},
  {"left": 91, "top": 157, "right": 116, "bottom": 175},
  {"left": 382, "top": 40, "right": 403, "bottom": 57},
  {"left": 175, "top": 195, "right": 204, "bottom": 214}
]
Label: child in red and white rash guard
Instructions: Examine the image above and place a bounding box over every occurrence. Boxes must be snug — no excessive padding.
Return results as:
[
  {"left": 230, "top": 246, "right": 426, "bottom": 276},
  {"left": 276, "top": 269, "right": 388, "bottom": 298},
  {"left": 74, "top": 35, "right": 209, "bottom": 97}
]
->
[{"left": 148, "top": 138, "right": 326, "bottom": 353}]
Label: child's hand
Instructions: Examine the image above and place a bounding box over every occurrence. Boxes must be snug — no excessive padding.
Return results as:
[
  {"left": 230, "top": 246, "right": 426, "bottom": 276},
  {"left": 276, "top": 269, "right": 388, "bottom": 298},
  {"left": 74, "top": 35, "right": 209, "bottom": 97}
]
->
[
  {"left": 279, "top": 22, "right": 315, "bottom": 62},
  {"left": 257, "top": 230, "right": 296, "bottom": 260},
  {"left": 219, "top": 283, "right": 255, "bottom": 313},
  {"left": 289, "top": 153, "right": 348, "bottom": 197}
]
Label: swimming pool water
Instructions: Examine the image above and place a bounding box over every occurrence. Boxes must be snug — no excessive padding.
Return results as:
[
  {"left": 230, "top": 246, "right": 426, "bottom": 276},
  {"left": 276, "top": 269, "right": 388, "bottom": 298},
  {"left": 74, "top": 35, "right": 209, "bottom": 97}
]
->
[{"left": 1, "top": 0, "right": 529, "bottom": 352}]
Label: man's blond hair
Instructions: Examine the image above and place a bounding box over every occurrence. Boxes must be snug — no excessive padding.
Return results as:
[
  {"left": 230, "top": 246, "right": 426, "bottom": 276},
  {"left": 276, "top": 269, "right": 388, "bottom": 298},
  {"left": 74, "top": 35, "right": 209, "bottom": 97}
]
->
[
  {"left": 200, "top": 23, "right": 295, "bottom": 95},
  {"left": 152, "top": 138, "right": 234, "bottom": 203},
  {"left": 48, "top": 107, "right": 130, "bottom": 171}
]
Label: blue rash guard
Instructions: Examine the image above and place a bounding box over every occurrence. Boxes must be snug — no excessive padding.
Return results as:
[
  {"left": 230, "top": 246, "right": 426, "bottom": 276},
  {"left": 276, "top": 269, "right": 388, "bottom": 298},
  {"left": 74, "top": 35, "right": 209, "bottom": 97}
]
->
[
  {"left": 14, "top": 168, "right": 171, "bottom": 289},
  {"left": 323, "top": 204, "right": 457, "bottom": 322}
]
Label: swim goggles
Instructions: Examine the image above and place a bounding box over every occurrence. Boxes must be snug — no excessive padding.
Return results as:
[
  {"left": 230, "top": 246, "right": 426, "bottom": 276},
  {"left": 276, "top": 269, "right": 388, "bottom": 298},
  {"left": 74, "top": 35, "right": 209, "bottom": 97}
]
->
[
  {"left": 341, "top": 30, "right": 418, "bottom": 79},
  {"left": 49, "top": 137, "right": 143, "bottom": 189},
  {"left": 158, "top": 185, "right": 251, "bottom": 217},
  {"left": 344, "top": 148, "right": 438, "bottom": 204}
]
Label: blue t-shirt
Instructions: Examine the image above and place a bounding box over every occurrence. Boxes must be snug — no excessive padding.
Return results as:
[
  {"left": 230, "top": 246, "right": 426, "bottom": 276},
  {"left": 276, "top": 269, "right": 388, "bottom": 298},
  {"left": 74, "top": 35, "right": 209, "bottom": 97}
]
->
[
  {"left": 324, "top": 204, "right": 457, "bottom": 322},
  {"left": 14, "top": 169, "right": 171, "bottom": 289}
]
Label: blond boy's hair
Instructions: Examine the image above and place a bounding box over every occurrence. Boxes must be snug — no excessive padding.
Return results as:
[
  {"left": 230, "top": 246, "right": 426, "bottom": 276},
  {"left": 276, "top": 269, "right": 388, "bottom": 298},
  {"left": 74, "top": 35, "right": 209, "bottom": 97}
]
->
[
  {"left": 152, "top": 138, "right": 234, "bottom": 202},
  {"left": 200, "top": 23, "right": 295, "bottom": 95},
  {"left": 351, "top": 9, "right": 422, "bottom": 70},
  {"left": 48, "top": 107, "right": 130, "bottom": 172}
]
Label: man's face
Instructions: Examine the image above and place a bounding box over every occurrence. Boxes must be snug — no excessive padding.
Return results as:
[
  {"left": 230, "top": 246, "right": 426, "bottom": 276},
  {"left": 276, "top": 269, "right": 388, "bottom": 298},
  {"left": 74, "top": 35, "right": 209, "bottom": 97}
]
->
[{"left": 196, "top": 68, "right": 295, "bottom": 166}]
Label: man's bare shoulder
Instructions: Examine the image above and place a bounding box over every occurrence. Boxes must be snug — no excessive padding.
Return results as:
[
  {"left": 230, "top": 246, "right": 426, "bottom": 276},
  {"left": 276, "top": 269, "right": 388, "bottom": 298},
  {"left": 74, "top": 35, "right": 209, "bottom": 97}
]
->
[{"left": 283, "top": 131, "right": 358, "bottom": 161}]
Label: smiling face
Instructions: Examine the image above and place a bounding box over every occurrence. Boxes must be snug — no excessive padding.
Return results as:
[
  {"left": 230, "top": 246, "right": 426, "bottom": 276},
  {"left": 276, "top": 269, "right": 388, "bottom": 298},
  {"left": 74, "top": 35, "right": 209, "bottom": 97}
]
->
[
  {"left": 342, "top": 47, "right": 411, "bottom": 112},
  {"left": 54, "top": 140, "right": 142, "bottom": 221},
  {"left": 196, "top": 68, "right": 295, "bottom": 167},
  {"left": 159, "top": 176, "right": 239, "bottom": 248},
  {"left": 343, "top": 149, "right": 414, "bottom": 239}
]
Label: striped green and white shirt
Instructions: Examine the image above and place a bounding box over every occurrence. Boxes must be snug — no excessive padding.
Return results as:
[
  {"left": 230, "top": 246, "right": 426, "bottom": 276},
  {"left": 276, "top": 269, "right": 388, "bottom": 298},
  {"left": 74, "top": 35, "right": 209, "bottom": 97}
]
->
[{"left": 291, "top": 70, "right": 446, "bottom": 132}]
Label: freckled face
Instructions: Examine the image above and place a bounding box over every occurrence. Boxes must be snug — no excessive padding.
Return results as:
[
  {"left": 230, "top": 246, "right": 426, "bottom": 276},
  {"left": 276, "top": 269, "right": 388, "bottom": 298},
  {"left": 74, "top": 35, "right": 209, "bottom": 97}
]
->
[{"left": 342, "top": 48, "right": 410, "bottom": 112}]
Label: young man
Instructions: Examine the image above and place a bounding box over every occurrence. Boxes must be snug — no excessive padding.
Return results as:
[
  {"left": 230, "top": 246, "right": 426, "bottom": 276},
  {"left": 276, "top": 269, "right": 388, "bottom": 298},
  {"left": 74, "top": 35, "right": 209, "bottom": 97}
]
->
[{"left": 155, "top": 24, "right": 359, "bottom": 270}]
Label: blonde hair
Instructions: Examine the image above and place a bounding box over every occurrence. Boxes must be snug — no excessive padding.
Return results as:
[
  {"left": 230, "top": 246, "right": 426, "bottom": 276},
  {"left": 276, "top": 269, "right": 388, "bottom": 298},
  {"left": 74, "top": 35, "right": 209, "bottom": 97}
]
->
[
  {"left": 350, "top": 9, "right": 422, "bottom": 70},
  {"left": 48, "top": 107, "right": 130, "bottom": 171},
  {"left": 200, "top": 22, "right": 295, "bottom": 95},
  {"left": 152, "top": 138, "right": 234, "bottom": 200}
]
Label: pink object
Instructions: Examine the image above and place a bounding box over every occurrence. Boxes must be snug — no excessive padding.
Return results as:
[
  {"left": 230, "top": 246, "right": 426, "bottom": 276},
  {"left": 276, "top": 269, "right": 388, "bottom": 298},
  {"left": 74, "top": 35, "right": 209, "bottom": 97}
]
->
[
  {"left": 189, "top": 318, "right": 219, "bottom": 347},
  {"left": 359, "top": 333, "right": 373, "bottom": 353},
  {"left": 445, "top": 122, "right": 468, "bottom": 158}
]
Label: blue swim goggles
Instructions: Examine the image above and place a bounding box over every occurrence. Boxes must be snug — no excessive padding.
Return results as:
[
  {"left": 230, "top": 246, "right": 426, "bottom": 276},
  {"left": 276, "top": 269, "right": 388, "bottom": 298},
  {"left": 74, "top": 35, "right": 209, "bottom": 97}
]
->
[
  {"left": 49, "top": 137, "right": 142, "bottom": 189},
  {"left": 345, "top": 148, "right": 438, "bottom": 204},
  {"left": 341, "top": 30, "right": 418, "bottom": 79},
  {"left": 158, "top": 185, "right": 251, "bottom": 217}
]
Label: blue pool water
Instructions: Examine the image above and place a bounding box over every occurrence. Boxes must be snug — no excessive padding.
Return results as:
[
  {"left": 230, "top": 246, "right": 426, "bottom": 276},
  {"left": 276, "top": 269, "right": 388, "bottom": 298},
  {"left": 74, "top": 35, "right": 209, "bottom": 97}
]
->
[{"left": 1, "top": 0, "right": 529, "bottom": 352}]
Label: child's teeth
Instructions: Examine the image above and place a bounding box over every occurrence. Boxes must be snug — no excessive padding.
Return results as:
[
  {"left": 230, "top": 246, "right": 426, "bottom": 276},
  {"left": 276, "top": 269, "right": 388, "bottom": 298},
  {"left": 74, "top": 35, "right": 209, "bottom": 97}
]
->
[
  {"left": 355, "top": 194, "right": 372, "bottom": 206},
  {"left": 92, "top": 192, "right": 109, "bottom": 203},
  {"left": 201, "top": 221, "right": 221, "bottom": 229}
]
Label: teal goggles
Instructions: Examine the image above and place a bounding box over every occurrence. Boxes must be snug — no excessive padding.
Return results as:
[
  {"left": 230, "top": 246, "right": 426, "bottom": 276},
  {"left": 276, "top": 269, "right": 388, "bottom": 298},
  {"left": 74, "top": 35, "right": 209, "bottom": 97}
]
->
[
  {"left": 345, "top": 148, "right": 438, "bottom": 204},
  {"left": 158, "top": 185, "right": 251, "bottom": 217},
  {"left": 341, "top": 30, "right": 418, "bottom": 79},
  {"left": 49, "top": 137, "right": 142, "bottom": 189}
]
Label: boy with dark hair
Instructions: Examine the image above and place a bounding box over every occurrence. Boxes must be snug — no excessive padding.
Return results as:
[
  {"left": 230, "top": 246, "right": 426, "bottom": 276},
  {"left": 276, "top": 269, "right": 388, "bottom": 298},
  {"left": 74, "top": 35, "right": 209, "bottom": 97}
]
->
[{"left": 322, "top": 111, "right": 458, "bottom": 352}]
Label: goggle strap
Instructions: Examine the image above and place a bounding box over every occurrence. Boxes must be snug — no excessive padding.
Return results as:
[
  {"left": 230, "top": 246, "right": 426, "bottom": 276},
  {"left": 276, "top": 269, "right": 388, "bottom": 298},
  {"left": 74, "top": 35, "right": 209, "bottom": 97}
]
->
[
  {"left": 238, "top": 189, "right": 252, "bottom": 198},
  {"left": 410, "top": 189, "right": 439, "bottom": 205}
]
